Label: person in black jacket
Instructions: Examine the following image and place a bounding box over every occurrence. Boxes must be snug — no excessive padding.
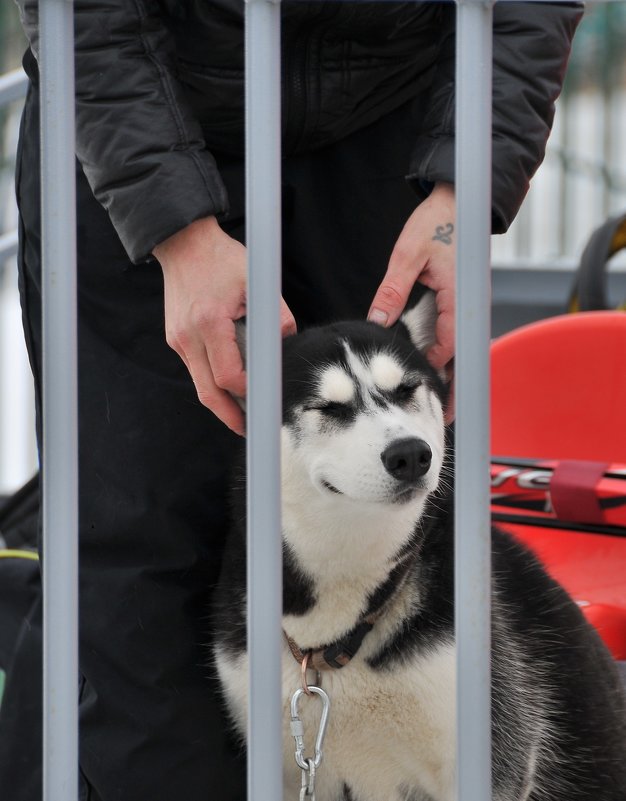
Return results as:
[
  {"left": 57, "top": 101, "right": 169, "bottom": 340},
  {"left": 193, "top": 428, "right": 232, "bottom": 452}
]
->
[{"left": 8, "top": 2, "right": 581, "bottom": 800}]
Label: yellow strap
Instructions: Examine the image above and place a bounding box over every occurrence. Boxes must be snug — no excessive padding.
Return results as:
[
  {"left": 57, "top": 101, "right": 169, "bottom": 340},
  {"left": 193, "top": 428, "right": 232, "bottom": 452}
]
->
[
  {"left": 568, "top": 296, "right": 580, "bottom": 314},
  {"left": 570, "top": 217, "right": 626, "bottom": 313},
  {"left": 609, "top": 218, "right": 626, "bottom": 309},
  {"left": 0, "top": 549, "right": 39, "bottom": 561},
  {"left": 610, "top": 217, "right": 626, "bottom": 256}
]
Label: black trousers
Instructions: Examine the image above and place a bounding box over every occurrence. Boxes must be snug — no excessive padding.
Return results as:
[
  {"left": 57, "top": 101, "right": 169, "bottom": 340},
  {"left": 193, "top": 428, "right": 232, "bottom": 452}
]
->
[{"left": 10, "top": 59, "right": 420, "bottom": 801}]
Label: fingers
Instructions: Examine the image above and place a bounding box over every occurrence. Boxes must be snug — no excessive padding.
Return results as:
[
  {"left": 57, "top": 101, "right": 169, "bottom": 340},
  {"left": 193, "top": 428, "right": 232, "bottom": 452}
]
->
[
  {"left": 157, "top": 218, "right": 251, "bottom": 433},
  {"left": 193, "top": 300, "right": 294, "bottom": 434},
  {"left": 203, "top": 317, "right": 247, "bottom": 400},
  {"left": 444, "top": 377, "right": 455, "bottom": 425},
  {"left": 368, "top": 190, "right": 457, "bottom": 423},
  {"left": 191, "top": 354, "right": 246, "bottom": 436},
  {"left": 280, "top": 299, "right": 298, "bottom": 338},
  {"left": 367, "top": 269, "right": 415, "bottom": 327},
  {"left": 166, "top": 296, "right": 297, "bottom": 438},
  {"left": 167, "top": 296, "right": 297, "bottom": 436},
  {"left": 367, "top": 245, "right": 421, "bottom": 327},
  {"left": 426, "top": 287, "right": 455, "bottom": 370},
  {"left": 442, "top": 360, "right": 456, "bottom": 425},
  {"left": 167, "top": 324, "right": 246, "bottom": 435},
  {"left": 370, "top": 188, "right": 457, "bottom": 367}
]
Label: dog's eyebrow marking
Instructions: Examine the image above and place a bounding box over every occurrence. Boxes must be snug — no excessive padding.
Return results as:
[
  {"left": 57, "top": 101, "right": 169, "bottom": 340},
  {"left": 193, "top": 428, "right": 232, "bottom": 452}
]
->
[
  {"left": 342, "top": 342, "right": 375, "bottom": 387},
  {"left": 318, "top": 365, "right": 356, "bottom": 404},
  {"left": 369, "top": 353, "right": 404, "bottom": 391}
]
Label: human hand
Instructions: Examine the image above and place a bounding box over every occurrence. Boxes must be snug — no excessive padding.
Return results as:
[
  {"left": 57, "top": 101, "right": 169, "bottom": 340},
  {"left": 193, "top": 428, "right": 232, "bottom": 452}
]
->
[
  {"left": 154, "top": 216, "right": 297, "bottom": 435},
  {"left": 367, "top": 182, "right": 456, "bottom": 419}
]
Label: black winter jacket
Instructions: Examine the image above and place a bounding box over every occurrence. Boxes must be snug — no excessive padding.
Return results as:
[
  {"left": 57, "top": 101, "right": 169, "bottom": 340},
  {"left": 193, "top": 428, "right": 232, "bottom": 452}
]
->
[{"left": 16, "top": 0, "right": 582, "bottom": 263}]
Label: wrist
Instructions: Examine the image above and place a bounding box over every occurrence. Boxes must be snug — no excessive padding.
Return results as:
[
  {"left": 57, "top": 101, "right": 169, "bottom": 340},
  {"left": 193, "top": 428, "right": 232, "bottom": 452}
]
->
[
  {"left": 153, "top": 215, "right": 221, "bottom": 263},
  {"left": 431, "top": 181, "right": 455, "bottom": 201}
]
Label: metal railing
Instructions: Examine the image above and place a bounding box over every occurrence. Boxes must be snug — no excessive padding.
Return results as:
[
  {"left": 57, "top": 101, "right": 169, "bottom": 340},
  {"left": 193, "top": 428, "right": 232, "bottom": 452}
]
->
[
  {"left": 454, "top": 5, "right": 492, "bottom": 795},
  {"left": 245, "top": 2, "right": 283, "bottom": 796},
  {"left": 0, "top": 2, "right": 621, "bottom": 801},
  {"left": 39, "top": 2, "right": 78, "bottom": 798},
  {"left": 0, "top": 67, "right": 33, "bottom": 496},
  {"left": 0, "top": 67, "right": 28, "bottom": 108},
  {"left": 2, "top": 9, "right": 624, "bottom": 492},
  {"left": 32, "top": 0, "right": 493, "bottom": 799},
  {"left": 0, "top": 70, "right": 27, "bottom": 267}
]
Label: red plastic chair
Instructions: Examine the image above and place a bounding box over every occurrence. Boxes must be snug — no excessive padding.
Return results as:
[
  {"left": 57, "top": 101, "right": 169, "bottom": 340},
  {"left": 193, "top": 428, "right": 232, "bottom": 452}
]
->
[
  {"left": 490, "top": 311, "right": 626, "bottom": 659},
  {"left": 491, "top": 311, "right": 626, "bottom": 462}
]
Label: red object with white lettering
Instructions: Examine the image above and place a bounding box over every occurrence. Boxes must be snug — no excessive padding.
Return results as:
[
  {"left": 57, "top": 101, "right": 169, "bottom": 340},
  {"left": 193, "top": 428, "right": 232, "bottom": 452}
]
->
[
  {"left": 490, "top": 462, "right": 626, "bottom": 659},
  {"left": 490, "top": 458, "right": 626, "bottom": 532},
  {"left": 490, "top": 312, "right": 626, "bottom": 660}
]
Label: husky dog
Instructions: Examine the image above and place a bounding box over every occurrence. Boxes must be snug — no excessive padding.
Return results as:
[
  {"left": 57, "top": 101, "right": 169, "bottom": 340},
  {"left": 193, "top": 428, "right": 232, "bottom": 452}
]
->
[{"left": 213, "top": 293, "right": 626, "bottom": 801}]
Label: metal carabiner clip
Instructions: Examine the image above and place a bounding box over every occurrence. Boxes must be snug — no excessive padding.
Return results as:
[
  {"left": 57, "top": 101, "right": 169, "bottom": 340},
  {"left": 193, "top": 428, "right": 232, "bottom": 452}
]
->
[{"left": 290, "top": 685, "right": 331, "bottom": 771}]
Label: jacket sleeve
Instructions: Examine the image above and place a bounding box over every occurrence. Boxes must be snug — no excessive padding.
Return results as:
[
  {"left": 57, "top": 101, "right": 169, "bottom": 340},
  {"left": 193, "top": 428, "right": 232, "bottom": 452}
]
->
[
  {"left": 408, "top": 2, "right": 584, "bottom": 234},
  {"left": 15, "top": 0, "right": 229, "bottom": 263}
]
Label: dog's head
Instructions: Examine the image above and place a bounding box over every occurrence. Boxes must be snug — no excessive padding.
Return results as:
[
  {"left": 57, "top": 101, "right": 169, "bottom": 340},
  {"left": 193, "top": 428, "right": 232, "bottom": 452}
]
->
[{"left": 280, "top": 291, "right": 448, "bottom": 513}]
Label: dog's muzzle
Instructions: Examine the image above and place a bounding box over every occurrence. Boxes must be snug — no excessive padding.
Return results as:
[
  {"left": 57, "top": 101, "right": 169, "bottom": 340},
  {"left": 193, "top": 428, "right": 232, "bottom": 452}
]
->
[{"left": 381, "top": 437, "right": 432, "bottom": 484}]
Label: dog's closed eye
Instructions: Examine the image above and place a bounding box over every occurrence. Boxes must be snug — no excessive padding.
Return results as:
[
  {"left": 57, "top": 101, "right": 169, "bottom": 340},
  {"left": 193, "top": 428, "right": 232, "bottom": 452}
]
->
[
  {"left": 305, "top": 401, "right": 354, "bottom": 420},
  {"left": 387, "top": 381, "right": 421, "bottom": 404}
]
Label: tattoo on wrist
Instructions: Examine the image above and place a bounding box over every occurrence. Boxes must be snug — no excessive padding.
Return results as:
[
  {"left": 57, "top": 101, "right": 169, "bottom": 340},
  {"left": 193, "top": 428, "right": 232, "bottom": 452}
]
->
[{"left": 432, "top": 223, "right": 454, "bottom": 245}]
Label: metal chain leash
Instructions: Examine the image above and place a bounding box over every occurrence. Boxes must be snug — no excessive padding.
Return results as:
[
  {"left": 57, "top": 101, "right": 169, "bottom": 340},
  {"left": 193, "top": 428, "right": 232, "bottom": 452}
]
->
[{"left": 290, "top": 685, "right": 331, "bottom": 801}]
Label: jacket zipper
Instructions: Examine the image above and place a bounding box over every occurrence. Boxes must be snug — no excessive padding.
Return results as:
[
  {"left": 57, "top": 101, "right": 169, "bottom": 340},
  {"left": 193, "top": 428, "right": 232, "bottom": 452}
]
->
[
  {"left": 283, "top": 3, "right": 340, "bottom": 154},
  {"left": 285, "top": 26, "right": 309, "bottom": 153}
]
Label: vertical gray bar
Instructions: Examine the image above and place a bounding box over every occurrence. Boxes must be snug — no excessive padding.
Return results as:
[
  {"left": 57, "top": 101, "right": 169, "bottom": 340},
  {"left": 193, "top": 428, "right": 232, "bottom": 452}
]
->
[
  {"left": 245, "top": 1, "right": 283, "bottom": 801},
  {"left": 39, "top": 1, "right": 79, "bottom": 800},
  {"left": 454, "top": 1, "right": 493, "bottom": 800},
  {"left": 0, "top": 67, "right": 28, "bottom": 106}
]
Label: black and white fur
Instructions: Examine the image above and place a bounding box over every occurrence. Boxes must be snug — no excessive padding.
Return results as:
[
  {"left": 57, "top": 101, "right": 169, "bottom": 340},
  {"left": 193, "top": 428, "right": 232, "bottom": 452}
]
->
[{"left": 213, "top": 293, "right": 626, "bottom": 801}]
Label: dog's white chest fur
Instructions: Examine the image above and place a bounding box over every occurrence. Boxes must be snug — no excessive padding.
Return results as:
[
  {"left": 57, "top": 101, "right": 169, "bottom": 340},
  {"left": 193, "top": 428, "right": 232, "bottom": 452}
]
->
[{"left": 215, "top": 639, "right": 456, "bottom": 801}]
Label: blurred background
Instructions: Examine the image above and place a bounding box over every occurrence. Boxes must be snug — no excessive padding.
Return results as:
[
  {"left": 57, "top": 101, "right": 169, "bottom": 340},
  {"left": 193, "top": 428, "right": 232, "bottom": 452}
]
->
[{"left": 1, "top": 1, "right": 626, "bottom": 495}]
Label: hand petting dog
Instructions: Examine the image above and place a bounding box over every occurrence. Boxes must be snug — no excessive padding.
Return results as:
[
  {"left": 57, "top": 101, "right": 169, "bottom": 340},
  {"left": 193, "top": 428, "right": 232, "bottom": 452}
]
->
[
  {"left": 368, "top": 181, "right": 456, "bottom": 421},
  {"left": 154, "top": 215, "right": 296, "bottom": 436},
  {"left": 154, "top": 181, "right": 456, "bottom": 432}
]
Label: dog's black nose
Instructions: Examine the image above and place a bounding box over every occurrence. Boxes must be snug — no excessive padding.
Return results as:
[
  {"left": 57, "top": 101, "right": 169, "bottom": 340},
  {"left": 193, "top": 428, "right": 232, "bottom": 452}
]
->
[{"left": 381, "top": 438, "right": 432, "bottom": 483}]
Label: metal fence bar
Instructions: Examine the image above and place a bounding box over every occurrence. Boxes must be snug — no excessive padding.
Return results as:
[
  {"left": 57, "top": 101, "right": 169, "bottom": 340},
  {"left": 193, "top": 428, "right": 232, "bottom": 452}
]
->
[
  {"left": 26, "top": 3, "right": 611, "bottom": 801},
  {"left": 39, "top": 1, "right": 79, "bottom": 799},
  {"left": 454, "top": 1, "right": 493, "bottom": 800},
  {"left": 0, "top": 231, "right": 18, "bottom": 265},
  {"left": 0, "top": 68, "right": 28, "bottom": 106},
  {"left": 0, "top": 70, "right": 27, "bottom": 278},
  {"left": 244, "top": 1, "right": 284, "bottom": 801}
]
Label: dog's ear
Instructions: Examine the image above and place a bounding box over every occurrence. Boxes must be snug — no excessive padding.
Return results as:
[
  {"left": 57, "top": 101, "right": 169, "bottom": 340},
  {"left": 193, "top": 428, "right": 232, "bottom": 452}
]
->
[{"left": 399, "top": 289, "right": 438, "bottom": 354}]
